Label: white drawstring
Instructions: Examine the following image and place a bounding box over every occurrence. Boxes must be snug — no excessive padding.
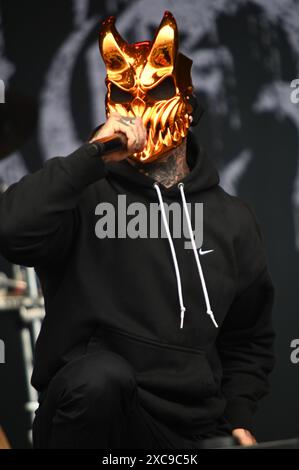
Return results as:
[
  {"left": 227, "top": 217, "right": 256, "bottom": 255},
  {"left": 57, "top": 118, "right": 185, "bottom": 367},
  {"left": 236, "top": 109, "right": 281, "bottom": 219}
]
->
[
  {"left": 153, "top": 181, "right": 218, "bottom": 329},
  {"left": 153, "top": 182, "right": 186, "bottom": 329},
  {"left": 178, "top": 182, "right": 218, "bottom": 328}
]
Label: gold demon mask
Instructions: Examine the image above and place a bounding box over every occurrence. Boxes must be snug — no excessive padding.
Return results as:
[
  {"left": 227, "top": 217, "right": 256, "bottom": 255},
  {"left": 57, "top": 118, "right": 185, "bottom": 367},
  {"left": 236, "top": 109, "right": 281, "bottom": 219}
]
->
[{"left": 99, "top": 10, "right": 195, "bottom": 163}]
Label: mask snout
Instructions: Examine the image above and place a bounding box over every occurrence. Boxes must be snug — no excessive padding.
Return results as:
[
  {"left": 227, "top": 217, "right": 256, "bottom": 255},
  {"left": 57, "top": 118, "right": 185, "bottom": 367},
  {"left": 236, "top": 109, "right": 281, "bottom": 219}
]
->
[{"left": 131, "top": 97, "right": 146, "bottom": 118}]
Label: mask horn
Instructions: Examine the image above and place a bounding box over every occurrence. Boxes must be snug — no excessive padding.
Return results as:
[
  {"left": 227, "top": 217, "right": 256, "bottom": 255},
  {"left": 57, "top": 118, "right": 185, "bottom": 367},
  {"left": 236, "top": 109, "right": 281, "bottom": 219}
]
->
[
  {"left": 99, "top": 16, "right": 134, "bottom": 89},
  {"left": 141, "top": 10, "right": 179, "bottom": 87}
]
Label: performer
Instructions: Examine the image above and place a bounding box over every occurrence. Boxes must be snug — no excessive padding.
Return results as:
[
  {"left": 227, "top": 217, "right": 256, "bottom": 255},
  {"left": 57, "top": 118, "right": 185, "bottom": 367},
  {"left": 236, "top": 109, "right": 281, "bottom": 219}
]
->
[{"left": 0, "top": 11, "right": 275, "bottom": 449}]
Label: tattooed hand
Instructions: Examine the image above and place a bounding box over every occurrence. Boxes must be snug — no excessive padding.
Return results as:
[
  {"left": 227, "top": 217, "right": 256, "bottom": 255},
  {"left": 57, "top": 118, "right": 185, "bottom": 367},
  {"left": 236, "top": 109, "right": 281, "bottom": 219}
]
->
[{"left": 89, "top": 112, "right": 147, "bottom": 163}]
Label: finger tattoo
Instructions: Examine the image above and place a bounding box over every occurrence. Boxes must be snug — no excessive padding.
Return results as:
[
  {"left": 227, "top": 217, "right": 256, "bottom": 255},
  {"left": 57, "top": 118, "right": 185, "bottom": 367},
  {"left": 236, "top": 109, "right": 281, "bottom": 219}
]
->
[{"left": 118, "top": 116, "right": 137, "bottom": 127}]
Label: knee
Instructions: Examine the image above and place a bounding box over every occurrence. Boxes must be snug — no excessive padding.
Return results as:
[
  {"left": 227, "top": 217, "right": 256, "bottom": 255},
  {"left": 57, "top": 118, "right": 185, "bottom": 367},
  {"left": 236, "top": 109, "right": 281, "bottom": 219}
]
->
[
  {"left": 80, "top": 350, "right": 137, "bottom": 401},
  {"left": 52, "top": 350, "right": 137, "bottom": 420}
]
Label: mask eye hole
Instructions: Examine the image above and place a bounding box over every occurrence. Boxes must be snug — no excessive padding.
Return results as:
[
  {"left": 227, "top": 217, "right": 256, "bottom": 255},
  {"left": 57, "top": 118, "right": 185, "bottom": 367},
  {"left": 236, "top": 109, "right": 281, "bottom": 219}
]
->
[
  {"left": 110, "top": 83, "right": 133, "bottom": 103},
  {"left": 147, "top": 76, "right": 176, "bottom": 101}
]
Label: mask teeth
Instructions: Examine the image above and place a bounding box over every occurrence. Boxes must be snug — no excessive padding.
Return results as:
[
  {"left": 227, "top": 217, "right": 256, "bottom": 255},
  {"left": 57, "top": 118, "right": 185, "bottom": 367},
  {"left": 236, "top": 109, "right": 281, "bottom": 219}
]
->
[
  {"left": 164, "top": 127, "right": 173, "bottom": 146},
  {"left": 178, "top": 120, "right": 185, "bottom": 138},
  {"left": 155, "top": 131, "right": 163, "bottom": 151},
  {"left": 107, "top": 97, "right": 189, "bottom": 162},
  {"left": 174, "top": 122, "right": 180, "bottom": 141},
  {"left": 166, "top": 99, "right": 180, "bottom": 128},
  {"left": 148, "top": 128, "right": 155, "bottom": 149},
  {"left": 158, "top": 129, "right": 164, "bottom": 146}
]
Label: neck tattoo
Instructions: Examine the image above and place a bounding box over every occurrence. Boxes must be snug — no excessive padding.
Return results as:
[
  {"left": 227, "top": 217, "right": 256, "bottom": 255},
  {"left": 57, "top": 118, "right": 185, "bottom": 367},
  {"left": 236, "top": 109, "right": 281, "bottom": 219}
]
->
[{"left": 128, "top": 139, "right": 190, "bottom": 189}]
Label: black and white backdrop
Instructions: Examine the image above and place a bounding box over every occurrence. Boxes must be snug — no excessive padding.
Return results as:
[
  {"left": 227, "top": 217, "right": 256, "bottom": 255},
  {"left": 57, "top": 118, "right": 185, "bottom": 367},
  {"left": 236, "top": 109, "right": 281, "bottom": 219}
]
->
[{"left": 0, "top": 0, "right": 299, "bottom": 448}]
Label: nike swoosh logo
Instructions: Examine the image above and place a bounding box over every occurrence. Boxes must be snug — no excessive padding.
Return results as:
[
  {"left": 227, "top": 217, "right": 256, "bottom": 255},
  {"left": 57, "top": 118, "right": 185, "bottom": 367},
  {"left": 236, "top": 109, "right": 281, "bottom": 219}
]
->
[{"left": 199, "top": 248, "right": 214, "bottom": 256}]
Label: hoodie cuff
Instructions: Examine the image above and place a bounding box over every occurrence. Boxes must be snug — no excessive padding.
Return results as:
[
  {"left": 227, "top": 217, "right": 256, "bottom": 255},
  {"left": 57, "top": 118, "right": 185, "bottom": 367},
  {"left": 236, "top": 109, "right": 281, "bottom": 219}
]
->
[
  {"left": 58, "top": 141, "right": 108, "bottom": 190},
  {"left": 223, "top": 398, "right": 257, "bottom": 433}
]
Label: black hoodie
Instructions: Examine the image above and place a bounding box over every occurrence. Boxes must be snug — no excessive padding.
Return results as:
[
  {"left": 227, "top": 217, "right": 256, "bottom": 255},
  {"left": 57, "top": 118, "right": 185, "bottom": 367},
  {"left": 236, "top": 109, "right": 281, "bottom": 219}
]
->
[{"left": 0, "top": 132, "right": 275, "bottom": 436}]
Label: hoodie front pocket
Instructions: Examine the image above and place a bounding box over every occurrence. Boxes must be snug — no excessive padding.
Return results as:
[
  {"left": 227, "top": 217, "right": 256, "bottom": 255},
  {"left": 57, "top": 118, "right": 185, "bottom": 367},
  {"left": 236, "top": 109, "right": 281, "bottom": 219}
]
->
[{"left": 87, "top": 325, "right": 218, "bottom": 405}]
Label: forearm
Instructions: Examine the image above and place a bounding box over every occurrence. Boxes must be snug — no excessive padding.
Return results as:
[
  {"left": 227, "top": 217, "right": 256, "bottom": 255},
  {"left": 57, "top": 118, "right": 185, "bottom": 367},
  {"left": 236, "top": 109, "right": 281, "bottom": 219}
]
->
[
  {"left": 0, "top": 142, "right": 107, "bottom": 266},
  {"left": 218, "top": 267, "right": 276, "bottom": 432}
]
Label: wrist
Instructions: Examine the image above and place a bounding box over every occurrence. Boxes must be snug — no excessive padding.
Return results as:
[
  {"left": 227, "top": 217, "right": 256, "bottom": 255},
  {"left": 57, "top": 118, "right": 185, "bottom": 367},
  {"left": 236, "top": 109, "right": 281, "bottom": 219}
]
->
[{"left": 88, "top": 140, "right": 114, "bottom": 163}]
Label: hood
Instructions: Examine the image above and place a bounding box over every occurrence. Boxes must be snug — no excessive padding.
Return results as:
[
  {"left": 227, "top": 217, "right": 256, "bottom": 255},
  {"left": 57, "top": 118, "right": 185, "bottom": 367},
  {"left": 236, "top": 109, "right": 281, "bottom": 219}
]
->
[
  {"left": 105, "top": 130, "right": 220, "bottom": 200},
  {"left": 105, "top": 130, "right": 220, "bottom": 330}
]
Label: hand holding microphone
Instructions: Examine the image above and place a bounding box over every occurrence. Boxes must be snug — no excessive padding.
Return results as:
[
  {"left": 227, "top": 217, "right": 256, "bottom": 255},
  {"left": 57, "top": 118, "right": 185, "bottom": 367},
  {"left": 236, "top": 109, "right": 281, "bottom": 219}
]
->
[{"left": 89, "top": 112, "right": 147, "bottom": 163}]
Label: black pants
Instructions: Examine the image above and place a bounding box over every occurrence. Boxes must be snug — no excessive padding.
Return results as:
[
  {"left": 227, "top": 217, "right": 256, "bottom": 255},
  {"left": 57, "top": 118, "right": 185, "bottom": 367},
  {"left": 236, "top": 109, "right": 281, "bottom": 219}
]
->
[{"left": 32, "top": 350, "right": 233, "bottom": 449}]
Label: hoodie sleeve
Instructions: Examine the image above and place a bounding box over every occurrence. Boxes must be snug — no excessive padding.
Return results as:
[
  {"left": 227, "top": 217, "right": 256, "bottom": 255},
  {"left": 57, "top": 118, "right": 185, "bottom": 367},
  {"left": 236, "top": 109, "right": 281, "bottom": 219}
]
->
[
  {"left": 216, "top": 199, "right": 276, "bottom": 433},
  {"left": 0, "top": 142, "right": 108, "bottom": 268}
]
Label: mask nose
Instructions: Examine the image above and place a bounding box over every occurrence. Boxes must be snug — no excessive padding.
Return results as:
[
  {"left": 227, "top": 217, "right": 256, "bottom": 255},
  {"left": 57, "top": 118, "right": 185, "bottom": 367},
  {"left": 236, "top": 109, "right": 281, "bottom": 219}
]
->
[{"left": 131, "top": 97, "right": 146, "bottom": 118}]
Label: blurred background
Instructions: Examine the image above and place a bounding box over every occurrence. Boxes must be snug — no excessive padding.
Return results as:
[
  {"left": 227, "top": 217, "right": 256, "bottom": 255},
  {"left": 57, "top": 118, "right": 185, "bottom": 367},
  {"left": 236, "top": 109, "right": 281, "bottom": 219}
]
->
[{"left": 0, "top": 0, "right": 298, "bottom": 448}]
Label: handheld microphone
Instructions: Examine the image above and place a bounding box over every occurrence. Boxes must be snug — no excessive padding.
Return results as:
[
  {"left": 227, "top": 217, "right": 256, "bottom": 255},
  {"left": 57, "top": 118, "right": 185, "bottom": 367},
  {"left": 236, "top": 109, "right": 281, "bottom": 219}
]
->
[{"left": 90, "top": 133, "right": 127, "bottom": 156}]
